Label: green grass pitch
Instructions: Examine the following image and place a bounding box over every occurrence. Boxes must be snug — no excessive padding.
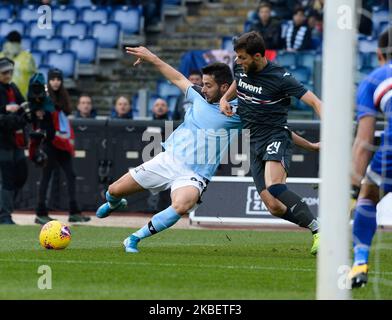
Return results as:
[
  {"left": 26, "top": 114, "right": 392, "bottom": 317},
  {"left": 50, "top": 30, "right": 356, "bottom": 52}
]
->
[{"left": 0, "top": 225, "right": 391, "bottom": 300}]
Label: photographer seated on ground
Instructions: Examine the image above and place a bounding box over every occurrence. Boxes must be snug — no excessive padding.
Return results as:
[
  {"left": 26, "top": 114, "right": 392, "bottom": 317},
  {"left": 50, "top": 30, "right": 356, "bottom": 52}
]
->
[
  {"left": 0, "top": 57, "right": 29, "bottom": 225},
  {"left": 28, "top": 72, "right": 90, "bottom": 225}
]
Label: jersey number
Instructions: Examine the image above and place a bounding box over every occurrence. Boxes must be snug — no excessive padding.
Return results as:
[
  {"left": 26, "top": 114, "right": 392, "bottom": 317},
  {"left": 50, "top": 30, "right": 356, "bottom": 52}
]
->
[{"left": 267, "top": 141, "right": 282, "bottom": 155}]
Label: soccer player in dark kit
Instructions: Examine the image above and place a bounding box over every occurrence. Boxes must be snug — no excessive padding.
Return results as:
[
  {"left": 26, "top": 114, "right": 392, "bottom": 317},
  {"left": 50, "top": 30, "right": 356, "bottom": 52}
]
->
[{"left": 220, "top": 31, "right": 323, "bottom": 255}]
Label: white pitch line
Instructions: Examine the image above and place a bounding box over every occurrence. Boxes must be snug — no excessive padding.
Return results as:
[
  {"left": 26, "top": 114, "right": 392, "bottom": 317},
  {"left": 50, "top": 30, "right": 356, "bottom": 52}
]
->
[
  {"left": 0, "top": 258, "right": 315, "bottom": 273},
  {"left": 1, "top": 258, "right": 392, "bottom": 276}
]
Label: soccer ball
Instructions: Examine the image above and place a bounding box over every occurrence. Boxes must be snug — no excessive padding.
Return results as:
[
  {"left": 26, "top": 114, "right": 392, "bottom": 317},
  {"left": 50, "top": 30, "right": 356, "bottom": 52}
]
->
[{"left": 39, "top": 221, "right": 71, "bottom": 250}]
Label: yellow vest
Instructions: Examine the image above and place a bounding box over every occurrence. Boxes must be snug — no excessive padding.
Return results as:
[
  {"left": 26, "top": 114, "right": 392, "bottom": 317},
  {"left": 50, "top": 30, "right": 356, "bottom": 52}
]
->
[{"left": 0, "top": 50, "right": 37, "bottom": 99}]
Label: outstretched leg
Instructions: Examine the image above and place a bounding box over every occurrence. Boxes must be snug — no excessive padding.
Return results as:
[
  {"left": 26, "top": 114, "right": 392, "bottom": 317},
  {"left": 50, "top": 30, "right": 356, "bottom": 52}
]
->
[
  {"left": 124, "top": 186, "right": 200, "bottom": 253},
  {"left": 96, "top": 173, "right": 144, "bottom": 218}
]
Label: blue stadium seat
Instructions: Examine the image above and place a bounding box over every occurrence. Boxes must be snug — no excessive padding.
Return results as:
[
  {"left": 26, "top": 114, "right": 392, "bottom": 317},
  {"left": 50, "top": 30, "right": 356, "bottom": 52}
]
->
[
  {"left": 132, "top": 93, "right": 140, "bottom": 115},
  {"left": 0, "top": 6, "right": 13, "bottom": 20},
  {"left": 290, "top": 66, "right": 311, "bottom": 84},
  {"left": 167, "top": 95, "right": 178, "bottom": 113},
  {"left": 372, "top": 9, "right": 389, "bottom": 35},
  {"left": 157, "top": 80, "right": 181, "bottom": 99},
  {"left": 92, "top": 21, "right": 120, "bottom": 48},
  {"left": 31, "top": 50, "right": 44, "bottom": 67},
  {"left": 18, "top": 5, "right": 40, "bottom": 23},
  {"left": 68, "top": 36, "right": 97, "bottom": 64},
  {"left": 80, "top": 6, "right": 109, "bottom": 24},
  {"left": 366, "top": 52, "right": 379, "bottom": 69},
  {"left": 358, "top": 37, "right": 378, "bottom": 53},
  {"left": 58, "top": 21, "right": 88, "bottom": 38},
  {"left": 28, "top": 21, "right": 56, "bottom": 38},
  {"left": 21, "top": 36, "right": 32, "bottom": 51},
  {"left": 35, "top": 36, "right": 65, "bottom": 52},
  {"left": 275, "top": 51, "right": 297, "bottom": 68},
  {"left": 0, "top": 20, "right": 25, "bottom": 38},
  {"left": 297, "top": 51, "right": 316, "bottom": 74},
  {"left": 111, "top": 6, "right": 143, "bottom": 35},
  {"left": 357, "top": 52, "right": 366, "bottom": 70},
  {"left": 243, "top": 21, "right": 252, "bottom": 33},
  {"left": 221, "top": 36, "right": 234, "bottom": 52},
  {"left": 38, "top": 64, "right": 51, "bottom": 82},
  {"left": 377, "top": 21, "right": 391, "bottom": 36},
  {"left": 311, "top": 36, "right": 322, "bottom": 51},
  {"left": 52, "top": 5, "right": 78, "bottom": 23},
  {"left": 70, "top": 0, "right": 93, "bottom": 9},
  {"left": 46, "top": 50, "right": 76, "bottom": 79},
  {"left": 164, "top": 0, "right": 181, "bottom": 4}
]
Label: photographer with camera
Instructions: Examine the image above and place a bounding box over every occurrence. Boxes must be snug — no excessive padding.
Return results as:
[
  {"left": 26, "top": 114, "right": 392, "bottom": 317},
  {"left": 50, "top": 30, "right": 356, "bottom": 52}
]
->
[
  {"left": 28, "top": 70, "right": 90, "bottom": 225},
  {"left": 0, "top": 57, "right": 28, "bottom": 225}
]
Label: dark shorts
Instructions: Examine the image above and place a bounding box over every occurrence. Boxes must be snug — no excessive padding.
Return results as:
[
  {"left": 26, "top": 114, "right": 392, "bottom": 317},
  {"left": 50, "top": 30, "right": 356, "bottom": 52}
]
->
[{"left": 250, "top": 130, "right": 293, "bottom": 193}]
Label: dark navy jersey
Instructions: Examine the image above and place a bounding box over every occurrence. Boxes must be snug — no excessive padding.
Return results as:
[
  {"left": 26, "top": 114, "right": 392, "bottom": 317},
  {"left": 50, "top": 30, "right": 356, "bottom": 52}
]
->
[{"left": 234, "top": 61, "right": 307, "bottom": 141}]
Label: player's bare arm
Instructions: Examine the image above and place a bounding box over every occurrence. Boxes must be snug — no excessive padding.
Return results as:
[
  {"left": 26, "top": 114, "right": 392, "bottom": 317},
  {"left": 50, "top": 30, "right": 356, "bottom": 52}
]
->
[
  {"left": 300, "top": 90, "right": 322, "bottom": 118},
  {"left": 292, "top": 131, "right": 320, "bottom": 152},
  {"left": 125, "top": 46, "right": 192, "bottom": 93},
  {"left": 351, "top": 116, "right": 376, "bottom": 187},
  {"left": 219, "top": 80, "right": 237, "bottom": 116}
]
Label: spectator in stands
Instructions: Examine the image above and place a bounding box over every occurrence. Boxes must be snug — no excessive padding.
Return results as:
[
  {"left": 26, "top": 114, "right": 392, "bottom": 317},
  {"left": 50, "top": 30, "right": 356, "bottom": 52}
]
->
[
  {"left": 111, "top": 95, "right": 133, "bottom": 119},
  {"left": 75, "top": 94, "right": 97, "bottom": 119},
  {"left": 281, "top": 7, "right": 313, "bottom": 52},
  {"left": 33, "top": 69, "right": 90, "bottom": 225},
  {"left": 249, "top": 2, "right": 283, "bottom": 50},
  {"left": 0, "top": 31, "right": 36, "bottom": 98},
  {"left": 0, "top": 57, "right": 28, "bottom": 225},
  {"left": 173, "top": 70, "right": 202, "bottom": 121},
  {"left": 309, "top": 0, "right": 324, "bottom": 15},
  {"left": 152, "top": 98, "right": 169, "bottom": 120},
  {"left": 307, "top": 12, "right": 323, "bottom": 39}
]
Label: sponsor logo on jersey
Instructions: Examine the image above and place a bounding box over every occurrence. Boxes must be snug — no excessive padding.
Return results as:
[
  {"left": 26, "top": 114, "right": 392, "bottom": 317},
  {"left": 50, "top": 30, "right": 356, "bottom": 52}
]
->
[{"left": 238, "top": 78, "right": 263, "bottom": 94}]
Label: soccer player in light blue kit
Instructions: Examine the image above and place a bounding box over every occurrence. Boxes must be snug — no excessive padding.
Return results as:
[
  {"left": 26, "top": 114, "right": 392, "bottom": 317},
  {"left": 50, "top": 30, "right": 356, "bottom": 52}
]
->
[
  {"left": 96, "top": 46, "right": 319, "bottom": 253},
  {"left": 349, "top": 28, "right": 392, "bottom": 288}
]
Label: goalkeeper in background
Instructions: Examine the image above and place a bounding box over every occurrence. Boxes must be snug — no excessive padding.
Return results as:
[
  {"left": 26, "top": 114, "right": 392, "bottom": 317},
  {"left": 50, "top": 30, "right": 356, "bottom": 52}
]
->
[{"left": 349, "top": 28, "right": 392, "bottom": 288}]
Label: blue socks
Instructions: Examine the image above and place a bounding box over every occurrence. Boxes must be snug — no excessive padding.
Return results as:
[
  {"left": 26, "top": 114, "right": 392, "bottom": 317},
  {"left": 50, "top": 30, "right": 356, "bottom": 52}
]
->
[
  {"left": 352, "top": 198, "right": 377, "bottom": 265},
  {"left": 106, "top": 191, "right": 121, "bottom": 204},
  {"left": 133, "top": 206, "right": 181, "bottom": 239}
]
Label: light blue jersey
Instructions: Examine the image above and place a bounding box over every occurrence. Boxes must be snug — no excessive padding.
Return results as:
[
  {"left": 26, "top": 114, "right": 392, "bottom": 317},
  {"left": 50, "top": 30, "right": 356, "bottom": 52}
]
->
[{"left": 162, "top": 86, "right": 242, "bottom": 180}]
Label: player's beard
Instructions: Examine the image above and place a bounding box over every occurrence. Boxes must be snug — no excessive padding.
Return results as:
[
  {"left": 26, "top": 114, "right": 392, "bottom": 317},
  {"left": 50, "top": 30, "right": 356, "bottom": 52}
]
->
[
  {"left": 205, "top": 91, "right": 220, "bottom": 104},
  {"left": 246, "top": 61, "right": 258, "bottom": 74}
]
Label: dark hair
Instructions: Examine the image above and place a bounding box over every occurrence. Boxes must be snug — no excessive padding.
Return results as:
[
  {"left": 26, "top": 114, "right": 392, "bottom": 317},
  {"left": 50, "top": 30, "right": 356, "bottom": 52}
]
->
[
  {"left": 78, "top": 93, "right": 92, "bottom": 101},
  {"left": 378, "top": 27, "right": 392, "bottom": 61},
  {"left": 6, "top": 31, "right": 21, "bottom": 43},
  {"left": 201, "top": 62, "right": 233, "bottom": 86},
  {"left": 258, "top": 1, "right": 271, "bottom": 11},
  {"left": 47, "top": 73, "right": 72, "bottom": 115},
  {"left": 189, "top": 69, "right": 202, "bottom": 78},
  {"left": 233, "top": 31, "right": 266, "bottom": 57},
  {"left": 293, "top": 6, "right": 305, "bottom": 15}
]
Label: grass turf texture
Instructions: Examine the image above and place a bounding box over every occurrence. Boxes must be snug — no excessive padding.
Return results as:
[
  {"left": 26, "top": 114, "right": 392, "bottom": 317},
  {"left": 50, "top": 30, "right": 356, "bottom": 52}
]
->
[{"left": 0, "top": 225, "right": 391, "bottom": 299}]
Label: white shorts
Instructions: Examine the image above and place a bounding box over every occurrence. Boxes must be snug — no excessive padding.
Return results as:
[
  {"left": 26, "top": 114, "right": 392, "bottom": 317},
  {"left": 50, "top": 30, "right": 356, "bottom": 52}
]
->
[{"left": 129, "top": 152, "right": 208, "bottom": 196}]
